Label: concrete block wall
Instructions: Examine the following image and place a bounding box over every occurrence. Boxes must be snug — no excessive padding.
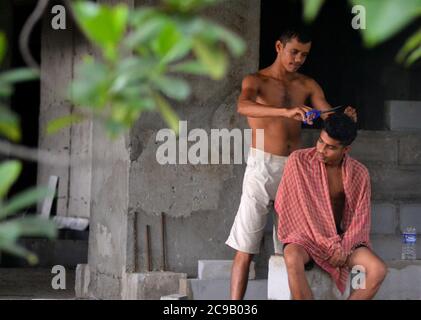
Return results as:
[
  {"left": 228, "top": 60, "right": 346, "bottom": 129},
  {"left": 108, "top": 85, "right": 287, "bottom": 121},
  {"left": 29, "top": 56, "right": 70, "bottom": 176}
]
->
[{"left": 301, "top": 129, "right": 421, "bottom": 262}]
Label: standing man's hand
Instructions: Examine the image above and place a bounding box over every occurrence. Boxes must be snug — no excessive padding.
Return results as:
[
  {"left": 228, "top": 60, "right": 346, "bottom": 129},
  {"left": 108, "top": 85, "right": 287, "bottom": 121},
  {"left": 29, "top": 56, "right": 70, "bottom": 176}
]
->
[
  {"left": 285, "top": 106, "right": 313, "bottom": 124},
  {"left": 328, "top": 247, "right": 348, "bottom": 268},
  {"left": 344, "top": 106, "right": 357, "bottom": 122}
]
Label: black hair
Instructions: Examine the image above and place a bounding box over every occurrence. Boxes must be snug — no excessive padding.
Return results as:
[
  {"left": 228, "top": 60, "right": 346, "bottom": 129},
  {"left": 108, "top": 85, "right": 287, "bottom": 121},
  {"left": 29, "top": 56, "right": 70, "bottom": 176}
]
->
[
  {"left": 323, "top": 113, "right": 357, "bottom": 146},
  {"left": 278, "top": 28, "right": 312, "bottom": 46}
]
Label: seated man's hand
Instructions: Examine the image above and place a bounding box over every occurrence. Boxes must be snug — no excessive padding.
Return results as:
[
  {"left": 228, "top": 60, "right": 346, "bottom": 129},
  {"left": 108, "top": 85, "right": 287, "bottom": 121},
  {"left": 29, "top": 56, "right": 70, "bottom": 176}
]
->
[
  {"left": 328, "top": 247, "right": 348, "bottom": 268},
  {"left": 344, "top": 106, "right": 357, "bottom": 122}
]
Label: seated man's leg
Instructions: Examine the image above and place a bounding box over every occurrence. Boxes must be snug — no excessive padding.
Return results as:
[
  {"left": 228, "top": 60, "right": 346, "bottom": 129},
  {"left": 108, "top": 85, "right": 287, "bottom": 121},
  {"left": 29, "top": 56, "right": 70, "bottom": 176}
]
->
[
  {"left": 283, "top": 243, "right": 314, "bottom": 300},
  {"left": 346, "top": 246, "right": 387, "bottom": 300}
]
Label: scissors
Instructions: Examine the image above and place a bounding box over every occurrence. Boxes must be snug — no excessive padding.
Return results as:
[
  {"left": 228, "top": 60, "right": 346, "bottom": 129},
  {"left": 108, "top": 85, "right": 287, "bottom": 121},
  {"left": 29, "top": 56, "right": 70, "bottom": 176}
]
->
[{"left": 303, "top": 105, "right": 345, "bottom": 124}]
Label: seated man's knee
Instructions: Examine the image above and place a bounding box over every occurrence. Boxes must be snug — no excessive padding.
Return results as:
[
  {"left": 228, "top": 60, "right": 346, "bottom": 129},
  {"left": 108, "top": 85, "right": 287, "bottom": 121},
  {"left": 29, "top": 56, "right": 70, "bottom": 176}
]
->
[
  {"left": 372, "top": 261, "right": 387, "bottom": 284},
  {"left": 284, "top": 244, "right": 307, "bottom": 267},
  {"left": 366, "top": 259, "right": 387, "bottom": 288}
]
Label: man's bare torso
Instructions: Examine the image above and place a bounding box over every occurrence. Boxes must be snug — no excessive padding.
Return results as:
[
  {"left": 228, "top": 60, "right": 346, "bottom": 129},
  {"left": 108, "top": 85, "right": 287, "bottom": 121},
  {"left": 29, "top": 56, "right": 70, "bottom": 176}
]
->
[
  {"left": 326, "top": 166, "right": 345, "bottom": 233},
  {"left": 247, "top": 69, "right": 313, "bottom": 156}
]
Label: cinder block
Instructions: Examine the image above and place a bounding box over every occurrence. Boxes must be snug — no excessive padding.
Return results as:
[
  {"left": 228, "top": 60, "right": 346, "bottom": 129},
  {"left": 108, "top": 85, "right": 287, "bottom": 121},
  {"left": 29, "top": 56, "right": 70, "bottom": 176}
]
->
[
  {"left": 375, "top": 261, "right": 421, "bottom": 300},
  {"left": 122, "top": 272, "right": 187, "bottom": 300},
  {"left": 180, "top": 278, "right": 267, "bottom": 300},
  {"left": 400, "top": 204, "right": 421, "bottom": 233},
  {"left": 350, "top": 132, "right": 398, "bottom": 164},
  {"left": 368, "top": 165, "right": 421, "bottom": 200},
  {"left": 371, "top": 203, "right": 398, "bottom": 235},
  {"left": 198, "top": 260, "right": 255, "bottom": 280},
  {"left": 371, "top": 235, "right": 402, "bottom": 261},
  {"left": 75, "top": 264, "right": 90, "bottom": 299},
  {"left": 385, "top": 100, "right": 421, "bottom": 131},
  {"left": 268, "top": 255, "right": 350, "bottom": 300},
  {"left": 160, "top": 294, "right": 188, "bottom": 300},
  {"left": 399, "top": 134, "right": 421, "bottom": 165}
]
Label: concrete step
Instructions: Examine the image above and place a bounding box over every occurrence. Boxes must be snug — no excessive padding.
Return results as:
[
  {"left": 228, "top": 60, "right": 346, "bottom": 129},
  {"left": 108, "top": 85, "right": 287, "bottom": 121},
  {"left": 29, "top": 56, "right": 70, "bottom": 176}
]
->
[
  {"left": 180, "top": 278, "right": 267, "bottom": 300},
  {"left": 268, "top": 255, "right": 421, "bottom": 300},
  {"left": 198, "top": 260, "right": 255, "bottom": 280}
]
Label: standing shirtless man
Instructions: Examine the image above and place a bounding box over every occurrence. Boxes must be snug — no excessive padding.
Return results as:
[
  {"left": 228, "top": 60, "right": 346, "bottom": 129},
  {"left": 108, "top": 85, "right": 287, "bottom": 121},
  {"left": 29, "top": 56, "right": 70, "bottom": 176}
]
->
[{"left": 225, "top": 29, "right": 357, "bottom": 300}]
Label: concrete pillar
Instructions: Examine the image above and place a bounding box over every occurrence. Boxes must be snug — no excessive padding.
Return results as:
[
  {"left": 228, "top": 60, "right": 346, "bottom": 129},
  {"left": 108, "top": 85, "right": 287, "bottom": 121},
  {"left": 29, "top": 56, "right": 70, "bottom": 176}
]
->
[{"left": 38, "top": 2, "right": 74, "bottom": 216}]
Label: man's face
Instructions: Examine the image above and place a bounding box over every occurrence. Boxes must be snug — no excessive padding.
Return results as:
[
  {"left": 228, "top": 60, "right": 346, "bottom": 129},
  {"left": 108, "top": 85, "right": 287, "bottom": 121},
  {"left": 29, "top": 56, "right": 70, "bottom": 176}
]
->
[
  {"left": 316, "top": 130, "right": 350, "bottom": 165},
  {"left": 276, "top": 38, "right": 311, "bottom": 72}
]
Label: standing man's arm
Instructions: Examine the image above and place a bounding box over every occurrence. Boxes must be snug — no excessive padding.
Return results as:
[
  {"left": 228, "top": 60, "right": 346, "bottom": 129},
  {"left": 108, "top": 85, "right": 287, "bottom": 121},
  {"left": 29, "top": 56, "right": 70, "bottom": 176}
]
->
[
  {"left": 308, "top": 79, "right": 357, "bottom": 122},
  {"left": 237, "top": 75, "right": 312, "bottom": 121}
]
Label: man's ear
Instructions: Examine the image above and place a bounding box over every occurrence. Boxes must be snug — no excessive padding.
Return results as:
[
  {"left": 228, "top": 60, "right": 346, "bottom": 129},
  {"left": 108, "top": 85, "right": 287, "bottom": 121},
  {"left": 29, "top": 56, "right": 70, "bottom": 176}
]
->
[
  {"left": 343, "top": 146, "right": 351, "bottom": 154},
  {"left": 275, "top": 40, "right": 283, "bottom": 54}
]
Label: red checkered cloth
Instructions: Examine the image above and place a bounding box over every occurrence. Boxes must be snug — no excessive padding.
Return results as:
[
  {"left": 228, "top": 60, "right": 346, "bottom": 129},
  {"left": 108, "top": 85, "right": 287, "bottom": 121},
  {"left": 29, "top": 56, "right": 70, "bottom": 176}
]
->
[{"left": 274, "top": 147, "right": 371, "bottom": 294}]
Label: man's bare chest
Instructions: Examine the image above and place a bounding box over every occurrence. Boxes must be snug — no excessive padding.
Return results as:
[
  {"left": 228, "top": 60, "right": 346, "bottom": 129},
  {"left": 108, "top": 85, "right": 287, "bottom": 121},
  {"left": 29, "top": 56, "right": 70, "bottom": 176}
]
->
[{"left": 257, "top": 79, "right": 309, "bottom": 107}]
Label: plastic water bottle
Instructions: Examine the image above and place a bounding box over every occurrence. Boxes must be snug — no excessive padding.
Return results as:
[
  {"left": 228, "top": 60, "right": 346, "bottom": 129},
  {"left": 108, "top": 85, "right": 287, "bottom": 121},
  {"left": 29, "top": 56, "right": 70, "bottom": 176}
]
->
[{"left": 401, "top": 226, "right": 417, "bottom": 260}]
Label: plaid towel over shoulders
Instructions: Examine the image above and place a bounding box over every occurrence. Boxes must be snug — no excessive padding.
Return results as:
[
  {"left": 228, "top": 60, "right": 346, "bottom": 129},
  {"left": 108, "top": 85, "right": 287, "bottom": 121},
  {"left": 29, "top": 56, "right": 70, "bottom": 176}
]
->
[{"left": 274, "top": 147, "right": 371, "bottom": 293}]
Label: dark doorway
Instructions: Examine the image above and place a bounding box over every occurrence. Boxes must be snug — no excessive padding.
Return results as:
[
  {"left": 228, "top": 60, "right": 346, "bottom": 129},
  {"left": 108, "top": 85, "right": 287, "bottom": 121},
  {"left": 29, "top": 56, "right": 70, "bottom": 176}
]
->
[
  {"left": 8, "top": 0, "right": 41, "bottom": 203},
  {"left": 260, "top": 0, "right": 421, "bottom": 130}
]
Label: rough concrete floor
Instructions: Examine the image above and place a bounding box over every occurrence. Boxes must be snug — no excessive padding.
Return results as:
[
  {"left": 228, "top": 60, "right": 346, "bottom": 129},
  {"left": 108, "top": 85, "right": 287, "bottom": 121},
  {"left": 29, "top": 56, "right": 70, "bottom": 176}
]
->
[{"left": 0, "top": 268, "right": 75, "bottom": 300}]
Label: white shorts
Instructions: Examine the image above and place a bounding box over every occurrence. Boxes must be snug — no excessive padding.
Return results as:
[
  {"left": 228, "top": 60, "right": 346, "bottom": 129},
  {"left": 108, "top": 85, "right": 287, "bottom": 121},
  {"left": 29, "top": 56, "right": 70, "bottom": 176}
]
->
[{"left": 226, "top": 148, "right": 288, "bottom": 254}]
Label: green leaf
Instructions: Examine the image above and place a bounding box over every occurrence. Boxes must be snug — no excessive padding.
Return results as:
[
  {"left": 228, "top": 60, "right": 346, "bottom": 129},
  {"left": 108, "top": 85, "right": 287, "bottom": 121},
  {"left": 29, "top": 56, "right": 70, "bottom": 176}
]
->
[
  {"left": 0, "top": 242, "right": 38, "bottom": 265},
  {"left": 351, "top": 0, "right": 421, "bottom": 48},
  {"left": 193, "top": 37, "right": 227, "bottom": 80},
  {"left": 0, "top": 187, "right": 53, "bottom": 219},
  {"left": 0, "top": 32, "right": 6, "bottom": 63},
  {"left": 153, "top": 93, "right": 179, "bottom": 134},
  {"left": 152, "top": 75, "right": 191, "bottom": 100},
  {"left": 303, "top": 0, "right": 325, "bottom": 24},
  {"left": 162, "top": 0, "right": 220, "bottom": 12},
  {"left": 0, "top": 161, "right": 21, "bottom": 198},
  {"left": 151, "top": 22, "right": 192, "bottom": 64},
  {"left": 0, "top": 105, "right": 21, "bottom": 142},
  {"left": 125, "top": 15, "right": 167, "bottom": 49},
  {"left": 72, "top": 1, "right": 128, "bottom": 61},
  {"left": 0, "top": 217, "right": 57, "bottom": 239},
  {"left": 47, "top": 114, "right": 84, "bottom": 135},
  {"left": 0, "top": 82, "right": 12, "bottom": 97},
  {"left": 169, "top": 60, "right": 209, "bottom": 75},
  {"left": 71, "top": 58, "right": 110, "bottom": 108},
  {"left": 0, "top": 68, "right": 39, "bottom": 84},
  {"left": 201, "top": 21, "right": 246, "bottom": 56},
  {"left": 397, "top": 28, "right": 421, "bottom": 64},
  {"left": 405, "top": 46, "right": 421, "bottom": 67}
]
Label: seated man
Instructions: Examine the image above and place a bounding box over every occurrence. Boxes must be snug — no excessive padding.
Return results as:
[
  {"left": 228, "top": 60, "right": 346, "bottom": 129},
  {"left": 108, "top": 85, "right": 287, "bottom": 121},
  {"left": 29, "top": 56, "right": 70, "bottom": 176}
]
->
[{"left": 274, "top": 113, "right": 387, "bottom": 300}]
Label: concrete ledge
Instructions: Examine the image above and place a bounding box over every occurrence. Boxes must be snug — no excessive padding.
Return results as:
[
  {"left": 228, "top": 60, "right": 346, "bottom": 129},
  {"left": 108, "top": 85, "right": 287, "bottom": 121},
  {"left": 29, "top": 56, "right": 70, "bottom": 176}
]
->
[
  {"left": 198, "top": 260, "right": 255, "bottom": 280},
  {"left": 375, "top": 260, "right": 421, "bottom": 300},
  {"left": 122, "top": 272, "right": 187, "bottom": 300},
  {"left": 268, "top": 255, "right": 350, "bottom": 300},
  {"left": 180, "top": 278, "right": 267, "bottom": 300},
  {"left": 161, "top": 293, "right": 188, "bottom": 300}
]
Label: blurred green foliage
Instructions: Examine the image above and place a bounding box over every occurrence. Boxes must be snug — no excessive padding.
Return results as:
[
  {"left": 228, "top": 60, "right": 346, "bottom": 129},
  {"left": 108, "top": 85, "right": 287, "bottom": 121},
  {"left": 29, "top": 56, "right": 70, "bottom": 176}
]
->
[
  {"left": 48, "top": 0, "right": 245, "bottom": 137},
  {"left": 303, "top": 0, "right": 421, "bottom": 66}
]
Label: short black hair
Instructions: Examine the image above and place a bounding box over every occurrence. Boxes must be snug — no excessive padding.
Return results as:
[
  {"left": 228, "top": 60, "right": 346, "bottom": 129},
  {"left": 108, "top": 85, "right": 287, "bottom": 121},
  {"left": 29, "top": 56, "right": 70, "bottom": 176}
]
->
[
  {"left": 323, "top": 113, "right": 357, "bottom": 146},
  {"left": 278, "top": 28, "right": 312, "bottom": 46}
]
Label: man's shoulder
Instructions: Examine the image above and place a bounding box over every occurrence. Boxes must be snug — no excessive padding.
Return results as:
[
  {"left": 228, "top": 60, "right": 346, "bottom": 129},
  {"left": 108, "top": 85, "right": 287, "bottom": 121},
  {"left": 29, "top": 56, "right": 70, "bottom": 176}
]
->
[
  {"left": 346, "top": 156, "right": 370, "bottom": 177},
  {"left": 242, "top": 73, "right": 263, "bottom": 87},
  {"left": 289, "top": 147, "right": 316, "bottom": 161}
]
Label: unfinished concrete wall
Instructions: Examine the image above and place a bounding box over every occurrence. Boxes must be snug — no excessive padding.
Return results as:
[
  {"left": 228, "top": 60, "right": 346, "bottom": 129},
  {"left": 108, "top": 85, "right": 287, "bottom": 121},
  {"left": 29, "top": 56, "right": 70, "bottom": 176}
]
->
[
  {"left": 129, "top": 0, "right": 262, "bottom": 277},
  {"left": 38, "top": 4, "right": 93, "bottom": 219},
  {"left": 85, "top": 0, "right": 134, "bottom": 299},
  {"left": 38, "top": 4, "right": 73, "bottom": 216}
]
